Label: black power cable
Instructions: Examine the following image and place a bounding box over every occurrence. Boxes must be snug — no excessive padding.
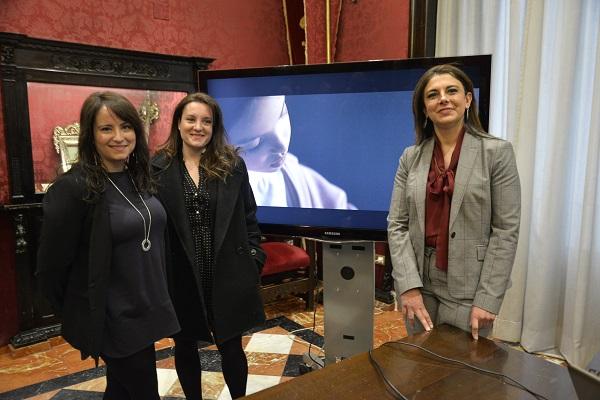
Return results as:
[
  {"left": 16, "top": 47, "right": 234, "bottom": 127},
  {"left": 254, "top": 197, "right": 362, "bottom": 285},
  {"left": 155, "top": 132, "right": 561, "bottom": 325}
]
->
[
  {"left": 368, "top": 349, "right": 409, "bottom": 400},
  {"left": 306, "top": 294, "right": 324, "bottom": 368}
]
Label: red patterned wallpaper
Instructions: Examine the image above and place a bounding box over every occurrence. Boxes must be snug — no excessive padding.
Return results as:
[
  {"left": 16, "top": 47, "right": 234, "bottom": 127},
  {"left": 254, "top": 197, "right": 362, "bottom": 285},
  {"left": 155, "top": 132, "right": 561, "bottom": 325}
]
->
[
  {"left": 336, "top": 0, "right": 410, "bottom": 62},
  {"left": 0, "top": 0, "right": 288, "bottom": 70},
  {"left": 303, "top": 0, "right": 409, "bottom": 64},
  {"left": 304, "top": 0, "right": 342, "bottom": 64}
]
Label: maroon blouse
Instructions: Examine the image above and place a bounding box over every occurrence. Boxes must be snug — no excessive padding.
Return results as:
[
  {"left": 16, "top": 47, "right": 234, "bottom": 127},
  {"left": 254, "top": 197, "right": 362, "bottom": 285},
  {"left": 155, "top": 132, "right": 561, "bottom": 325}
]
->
[{"left": 425, "top": 128, "right": 465, "bottom": 270}]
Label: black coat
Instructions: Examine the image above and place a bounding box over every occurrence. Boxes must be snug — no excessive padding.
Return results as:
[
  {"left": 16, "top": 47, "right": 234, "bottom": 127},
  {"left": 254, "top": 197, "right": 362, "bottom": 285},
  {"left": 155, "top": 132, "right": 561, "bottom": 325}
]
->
[
  {"left": 36, "top": 167, "right": 113, "bottom": 360},
  {"left": 151, "top": 154, "right": 266, "bottom": 344}
]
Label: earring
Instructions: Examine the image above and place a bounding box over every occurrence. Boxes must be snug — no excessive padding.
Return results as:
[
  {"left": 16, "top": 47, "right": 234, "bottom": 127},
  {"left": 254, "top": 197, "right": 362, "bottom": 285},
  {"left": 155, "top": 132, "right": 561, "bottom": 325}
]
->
[
  {"left": 423, "top": 117, "right": 429, "bottom": 128},
  {"left": 465, "top": 107, "right": 470, "bottom": 121}
]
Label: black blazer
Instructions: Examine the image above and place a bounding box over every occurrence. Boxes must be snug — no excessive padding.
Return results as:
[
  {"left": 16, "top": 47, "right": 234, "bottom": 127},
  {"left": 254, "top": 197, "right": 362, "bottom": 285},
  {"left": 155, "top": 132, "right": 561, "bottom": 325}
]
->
[
  {"left": 151, "top": 153, "right": 266, "bottom": 343},
  {"left": 36, "top": 166, "right": 112, "bottom": 360}
]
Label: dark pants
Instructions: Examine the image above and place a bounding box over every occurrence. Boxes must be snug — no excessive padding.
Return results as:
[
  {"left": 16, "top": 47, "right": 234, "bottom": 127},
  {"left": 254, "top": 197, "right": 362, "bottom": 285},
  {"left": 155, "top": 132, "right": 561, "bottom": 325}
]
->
[
  {"left": 101, "top": 345, "right": 160, "bottom": 400},
  {"left": 174, "top": 335, "right": 248, "bottom": 399}
]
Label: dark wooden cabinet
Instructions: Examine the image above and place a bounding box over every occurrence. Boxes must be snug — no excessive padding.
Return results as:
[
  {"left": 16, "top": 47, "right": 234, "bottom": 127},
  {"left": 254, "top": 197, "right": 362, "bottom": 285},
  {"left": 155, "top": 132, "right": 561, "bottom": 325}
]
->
[{"left": 0, "top": 32, "right": 212, "bottom": 347}]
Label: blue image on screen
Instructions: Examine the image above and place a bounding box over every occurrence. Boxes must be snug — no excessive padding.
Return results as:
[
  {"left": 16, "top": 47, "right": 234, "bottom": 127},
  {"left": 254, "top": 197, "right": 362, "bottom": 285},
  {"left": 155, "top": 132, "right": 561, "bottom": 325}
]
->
[
  {"left": 285, "top": 92, "right": 414, "bottom": 211},
  {"left": 210, "top": 70, "right": 420, "bottom": 215}
]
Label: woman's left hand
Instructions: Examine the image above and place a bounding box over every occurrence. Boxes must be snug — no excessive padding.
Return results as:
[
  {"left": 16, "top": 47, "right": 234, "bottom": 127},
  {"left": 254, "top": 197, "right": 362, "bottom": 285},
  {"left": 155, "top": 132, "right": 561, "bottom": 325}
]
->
[{"left": 470, "top": 306, "right": 496, "bottom": 340}]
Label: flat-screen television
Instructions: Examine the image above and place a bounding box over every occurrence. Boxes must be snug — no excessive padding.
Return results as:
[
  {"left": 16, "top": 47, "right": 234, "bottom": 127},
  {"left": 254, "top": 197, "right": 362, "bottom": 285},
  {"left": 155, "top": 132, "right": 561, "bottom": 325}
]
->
[{"left": 198, "top": 55, "right": 491, "bottom": 241}]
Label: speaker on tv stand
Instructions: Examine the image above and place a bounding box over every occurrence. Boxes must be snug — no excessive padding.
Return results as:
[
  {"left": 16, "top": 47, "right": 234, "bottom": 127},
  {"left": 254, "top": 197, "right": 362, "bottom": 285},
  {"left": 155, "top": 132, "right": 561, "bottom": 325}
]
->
[{"left": 322, "top": 242, "right": 375, "bottom": 365}]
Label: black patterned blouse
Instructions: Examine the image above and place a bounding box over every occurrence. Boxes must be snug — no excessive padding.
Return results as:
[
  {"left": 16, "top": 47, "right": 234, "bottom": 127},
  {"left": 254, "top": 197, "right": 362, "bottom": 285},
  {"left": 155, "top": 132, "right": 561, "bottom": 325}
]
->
[{"left": 182, "top": 164, "right": 217, "bottom": 315}]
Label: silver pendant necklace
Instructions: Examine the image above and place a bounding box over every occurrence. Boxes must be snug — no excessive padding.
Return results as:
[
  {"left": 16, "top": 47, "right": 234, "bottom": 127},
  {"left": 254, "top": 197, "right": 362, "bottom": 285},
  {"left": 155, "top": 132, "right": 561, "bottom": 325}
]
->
[{"left": 105, "top": 173, "right": 152, "bottom": 252}]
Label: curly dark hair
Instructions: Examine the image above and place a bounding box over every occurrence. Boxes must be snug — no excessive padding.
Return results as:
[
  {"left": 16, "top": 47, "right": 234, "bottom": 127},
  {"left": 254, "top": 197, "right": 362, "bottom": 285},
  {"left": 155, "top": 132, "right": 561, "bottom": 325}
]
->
[
  {"left": 157, "top": 92, "right": 239, "bottom": 180},
  {"left": 73, "top": 91, "right": 154, "bottom": 201}
]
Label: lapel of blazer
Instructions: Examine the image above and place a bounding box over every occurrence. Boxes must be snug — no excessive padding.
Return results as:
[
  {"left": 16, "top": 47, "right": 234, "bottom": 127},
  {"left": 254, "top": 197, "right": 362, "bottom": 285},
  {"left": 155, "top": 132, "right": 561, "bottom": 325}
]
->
[
  {"left": 156, "top": 158, "right": 196, "bottom": 268},
  {"left": 449, "top": 132, "right": 479, "bottom": 229},
  {"left": 213, "top": 165, "right": 243, "bottom": 258},
  {"left": 415, "top": 139, "right": 434, "bottom": 235}
]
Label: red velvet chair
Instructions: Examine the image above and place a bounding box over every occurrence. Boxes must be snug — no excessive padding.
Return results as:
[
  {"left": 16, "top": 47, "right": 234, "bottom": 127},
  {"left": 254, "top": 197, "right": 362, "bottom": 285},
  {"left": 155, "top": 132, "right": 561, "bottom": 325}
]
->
[{"left": 259, "top": 238, "right": 317, "bottom": 310}]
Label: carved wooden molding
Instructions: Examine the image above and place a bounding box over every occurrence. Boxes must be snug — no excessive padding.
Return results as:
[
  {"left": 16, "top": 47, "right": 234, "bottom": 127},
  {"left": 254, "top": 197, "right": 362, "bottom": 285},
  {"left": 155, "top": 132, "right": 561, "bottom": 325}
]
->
[
  {"left": 0, "top": 44, "right": 14, "bottom": 64},
  {"left": 0, "top": 32, "right": 213, "bottom": 83},
  {"left": 12, "top": 213, "right": 27, "bottom": 254},
  {"left": 51, "top": 54, "right": 170, "bottom": 78},
  {"left": 9, "top": 324, "right": 61, "bottom": 348},
  {"left": 260, "top": 278, "right": 316, "bottom": 309}
]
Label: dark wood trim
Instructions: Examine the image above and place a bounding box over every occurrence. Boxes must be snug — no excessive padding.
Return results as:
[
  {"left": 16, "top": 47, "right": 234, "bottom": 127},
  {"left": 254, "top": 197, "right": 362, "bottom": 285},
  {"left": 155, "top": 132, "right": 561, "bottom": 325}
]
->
[{"left": 409, "top": 0, "right": 438, "bottom": 58}]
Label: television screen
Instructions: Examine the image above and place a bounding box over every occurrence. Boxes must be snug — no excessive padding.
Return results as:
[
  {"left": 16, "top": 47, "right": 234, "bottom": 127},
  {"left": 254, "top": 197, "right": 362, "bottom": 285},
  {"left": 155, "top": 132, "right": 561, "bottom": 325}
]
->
[{"left": 198, "top": 55, "right": 491, "bottom": 240}]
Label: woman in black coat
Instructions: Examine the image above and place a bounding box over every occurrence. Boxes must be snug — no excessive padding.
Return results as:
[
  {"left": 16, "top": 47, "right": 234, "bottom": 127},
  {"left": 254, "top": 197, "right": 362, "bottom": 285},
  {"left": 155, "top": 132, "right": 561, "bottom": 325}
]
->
[
  {"left": 151, "top": 92, "right": 266, "bottom": 399},
  {"left": 37, "top": 92, "right": 180, "bottom": 399}
]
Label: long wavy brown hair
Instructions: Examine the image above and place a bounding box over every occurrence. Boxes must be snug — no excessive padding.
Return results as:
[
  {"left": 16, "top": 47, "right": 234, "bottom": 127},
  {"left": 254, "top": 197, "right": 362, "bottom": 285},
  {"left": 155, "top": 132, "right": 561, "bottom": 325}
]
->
[
  {"left": 412, "top": 64, "right": 486, "bottom": 145},
  {"left": 73, "top": 91, "right": 154, "bottom": 202},
  {"left": 157, "top": 92, "right": 239, "bottom": 180}
]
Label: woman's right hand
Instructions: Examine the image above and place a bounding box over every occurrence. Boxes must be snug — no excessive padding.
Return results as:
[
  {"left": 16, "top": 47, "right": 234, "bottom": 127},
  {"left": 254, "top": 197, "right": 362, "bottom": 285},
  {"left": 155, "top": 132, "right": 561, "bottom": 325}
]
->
[{"left": 400, "top": 288, "right": 433, "bottom": 331}]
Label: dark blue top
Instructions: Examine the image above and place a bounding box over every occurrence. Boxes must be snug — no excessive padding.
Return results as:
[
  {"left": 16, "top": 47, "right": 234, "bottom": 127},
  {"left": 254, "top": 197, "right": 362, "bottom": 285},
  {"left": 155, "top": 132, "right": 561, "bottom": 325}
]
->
[{"left": 101, "top": 171, "right": 180, "bottom": 358}]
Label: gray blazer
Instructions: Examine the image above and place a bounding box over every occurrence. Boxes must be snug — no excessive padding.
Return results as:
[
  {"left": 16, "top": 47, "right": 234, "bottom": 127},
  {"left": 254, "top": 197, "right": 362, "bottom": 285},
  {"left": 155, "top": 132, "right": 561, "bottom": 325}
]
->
[{"left": 387, "top": 130, "right": 521, "bottom": 314}]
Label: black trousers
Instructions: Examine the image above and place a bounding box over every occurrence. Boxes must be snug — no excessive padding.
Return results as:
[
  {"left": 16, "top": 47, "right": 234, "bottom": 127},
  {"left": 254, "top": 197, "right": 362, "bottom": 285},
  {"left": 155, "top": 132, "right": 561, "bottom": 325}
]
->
[
  {"left": 101, "top": 345, "right": 160, "bottom": 400},
  {"left": 174, "top": 335, "right": 248, "bottom": 399}
]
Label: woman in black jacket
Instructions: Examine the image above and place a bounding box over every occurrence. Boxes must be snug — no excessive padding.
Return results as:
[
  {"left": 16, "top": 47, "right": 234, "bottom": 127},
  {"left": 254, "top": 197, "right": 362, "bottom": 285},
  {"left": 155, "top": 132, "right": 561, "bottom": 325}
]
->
[
  {"left": 152, "top": 92, "right": 266, "bottom": 399},
  {"left": 37, "top": 91, "right": 180, "bottom": 400}
]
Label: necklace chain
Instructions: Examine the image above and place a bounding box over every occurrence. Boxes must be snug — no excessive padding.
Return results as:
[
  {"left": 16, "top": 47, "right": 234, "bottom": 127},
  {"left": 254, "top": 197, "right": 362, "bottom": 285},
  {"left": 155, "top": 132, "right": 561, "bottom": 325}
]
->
[{"left": 105, "top": 173, "right": 152, "bottom": 252}]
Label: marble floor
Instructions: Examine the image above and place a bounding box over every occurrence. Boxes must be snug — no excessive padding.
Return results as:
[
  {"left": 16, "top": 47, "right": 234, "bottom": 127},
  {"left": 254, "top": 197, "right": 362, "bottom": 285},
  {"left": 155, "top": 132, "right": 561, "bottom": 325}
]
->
[{"left": 0, "top": 296, "right": 406, "bottom": 399}]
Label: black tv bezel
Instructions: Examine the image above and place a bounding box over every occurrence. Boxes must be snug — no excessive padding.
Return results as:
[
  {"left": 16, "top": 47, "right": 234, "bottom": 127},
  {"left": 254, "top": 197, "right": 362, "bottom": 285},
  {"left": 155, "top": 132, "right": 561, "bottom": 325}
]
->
[{"left": 197, "top": 55, "right": 492, "bottom": 241}]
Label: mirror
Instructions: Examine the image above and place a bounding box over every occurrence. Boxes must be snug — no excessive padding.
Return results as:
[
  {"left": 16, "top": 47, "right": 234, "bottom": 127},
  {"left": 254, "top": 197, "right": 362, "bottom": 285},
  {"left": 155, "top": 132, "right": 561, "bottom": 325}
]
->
[
  {"left": 28, "top": 82, "right": 186, "bottom": 192},
  {"left": 0, "top": 33, "right": 212, "bottom": 204}
]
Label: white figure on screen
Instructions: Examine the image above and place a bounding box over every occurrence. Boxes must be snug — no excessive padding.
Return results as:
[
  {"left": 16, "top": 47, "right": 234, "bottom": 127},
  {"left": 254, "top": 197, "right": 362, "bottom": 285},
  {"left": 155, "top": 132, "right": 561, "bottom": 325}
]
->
[{"left": 222, "top": 95, "right": 355, "bottom": 209}]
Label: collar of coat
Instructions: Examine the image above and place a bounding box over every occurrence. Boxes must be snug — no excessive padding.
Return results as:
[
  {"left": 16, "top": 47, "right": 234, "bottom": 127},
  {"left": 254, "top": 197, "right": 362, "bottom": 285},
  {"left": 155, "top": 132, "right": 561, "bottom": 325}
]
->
[{"left": 151, "top": 152, "right": 244, "bottom": 263}]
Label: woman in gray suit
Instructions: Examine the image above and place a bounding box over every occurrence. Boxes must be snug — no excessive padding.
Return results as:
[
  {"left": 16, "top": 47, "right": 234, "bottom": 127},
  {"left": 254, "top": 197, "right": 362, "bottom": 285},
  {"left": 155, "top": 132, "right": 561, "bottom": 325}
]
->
[{"left": 388, "top": 64, "right": 521, "bottom": 340}]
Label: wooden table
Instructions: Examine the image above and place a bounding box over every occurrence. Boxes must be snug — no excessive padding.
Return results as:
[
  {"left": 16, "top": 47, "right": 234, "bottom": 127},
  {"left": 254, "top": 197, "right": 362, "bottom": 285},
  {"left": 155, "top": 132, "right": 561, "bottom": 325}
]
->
[{"left": 244, "top": 324, "right": 578, "bottom": 399}]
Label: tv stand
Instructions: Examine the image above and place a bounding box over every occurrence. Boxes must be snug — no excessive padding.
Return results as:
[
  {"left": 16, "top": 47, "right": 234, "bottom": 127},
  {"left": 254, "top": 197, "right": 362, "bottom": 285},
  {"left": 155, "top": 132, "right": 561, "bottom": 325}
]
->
[{"left": 321, "top": 241, "right": 375, "bottom": 365}]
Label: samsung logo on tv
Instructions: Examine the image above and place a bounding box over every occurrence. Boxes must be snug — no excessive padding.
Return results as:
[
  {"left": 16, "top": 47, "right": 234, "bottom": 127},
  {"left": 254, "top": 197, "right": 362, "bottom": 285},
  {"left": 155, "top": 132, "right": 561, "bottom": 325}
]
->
[{"left": 324, "top": 231, "right": 341, "bottom": 236}]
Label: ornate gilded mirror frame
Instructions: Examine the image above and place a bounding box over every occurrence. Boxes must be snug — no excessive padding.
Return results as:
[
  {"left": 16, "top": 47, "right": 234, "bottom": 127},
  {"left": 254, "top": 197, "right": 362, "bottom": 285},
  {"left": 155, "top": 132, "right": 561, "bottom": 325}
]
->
[{"left": 52, "top": 122, "right": 80, "bottom": 175}]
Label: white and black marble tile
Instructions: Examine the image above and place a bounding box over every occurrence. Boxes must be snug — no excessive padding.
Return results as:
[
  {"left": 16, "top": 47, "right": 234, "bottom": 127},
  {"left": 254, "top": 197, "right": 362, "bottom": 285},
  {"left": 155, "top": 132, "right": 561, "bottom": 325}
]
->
[
  {"left": 45, "top": 389, "right": 104, "bottom": 399},
  {"left": 1, "top": 366, "right": 106, "bottom": 400},
  {"left": 1, "top": 314, "right": 330, "bottom": 400},
  {"left": 282, "top": 354, "right": 304, "bottom": 377}
]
